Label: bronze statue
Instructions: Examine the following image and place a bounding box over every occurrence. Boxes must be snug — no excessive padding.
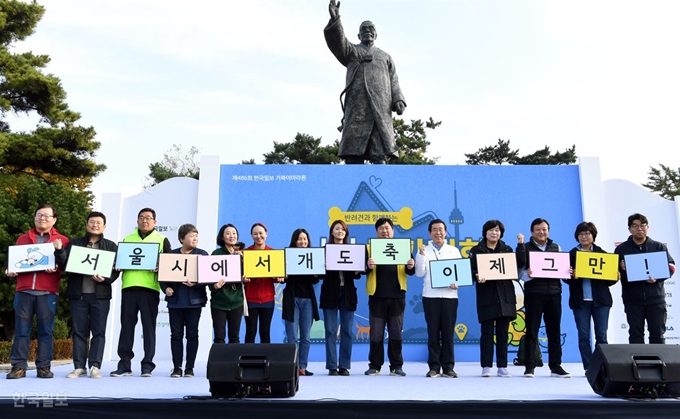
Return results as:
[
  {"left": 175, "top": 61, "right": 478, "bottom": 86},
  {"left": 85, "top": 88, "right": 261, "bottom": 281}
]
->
[{"left": 324, "top": 0, "right": 406, "bottom": 164}]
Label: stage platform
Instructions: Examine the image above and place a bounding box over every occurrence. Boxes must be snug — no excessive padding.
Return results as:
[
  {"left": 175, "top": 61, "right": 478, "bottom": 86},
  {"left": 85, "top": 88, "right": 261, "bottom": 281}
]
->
[{"left": 1, "top": 361, "right": 678, "bottom": 418}]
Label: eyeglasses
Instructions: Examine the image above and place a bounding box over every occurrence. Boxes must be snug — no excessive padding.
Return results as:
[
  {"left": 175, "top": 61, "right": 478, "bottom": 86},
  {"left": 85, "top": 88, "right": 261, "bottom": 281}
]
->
[
  {"left": 35, "top": 213, "right": 55, "bottom": 219},
  {"left": 629, "top": 224, "right": 648, "bottom": 230},
  {"left": 577, "top": 232, "right": 592, "bottom": 237},
  {"left": 138, "top": 216, "right": 155, "bottom": 221},
  {"left": 88, "top": 221, "right": 104, "bottom": 226}
]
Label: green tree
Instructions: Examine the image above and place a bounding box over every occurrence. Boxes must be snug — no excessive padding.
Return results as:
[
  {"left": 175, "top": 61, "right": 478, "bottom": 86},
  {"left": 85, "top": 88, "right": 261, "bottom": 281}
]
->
[
  {"left": 146, "top": 144, "right": 200, "bottom": 187},
  {"left": 464, "top": 139, "right": 577, "bottom": 165},
  {"left": 263, "top": 133, "right": 341, "bottom": 164},
  {"left": 392, "top": 117, "right": 440, "bottom": 165},
  {"left": 642, "top": 164, "right": 680, "bottom": 199},
  {"left": 0, "top": 1, "right": 104, "bottom": 339}
]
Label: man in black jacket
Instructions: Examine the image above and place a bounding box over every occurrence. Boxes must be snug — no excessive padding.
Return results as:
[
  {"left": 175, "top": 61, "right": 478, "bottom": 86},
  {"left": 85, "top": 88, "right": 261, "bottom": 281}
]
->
[
  {"left": 614, "top": 213, "right": 675, "bottom": 344},
  {"left": 517, "top": 218, "right": 570, "bottom": 378},
  {"left": 55, "top": 211, "right": 119, "bottom": 379}
]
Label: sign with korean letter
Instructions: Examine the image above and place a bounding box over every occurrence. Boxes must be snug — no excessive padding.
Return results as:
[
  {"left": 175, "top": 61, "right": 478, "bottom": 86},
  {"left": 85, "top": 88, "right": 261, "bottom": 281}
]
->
[
  {"left": 198, "top": 255, "right": 241, "bottom": 283},
  {"left": 158, "top": 254, "right": 198, "bottom": 282},
  {"left": 325, "top": 244, "right": 366, "bottom": 272},
  {"left": 65, "top": 246, "right": 116, "bottom": 278},
  {"left": 624, "top": 251, "right": 671, "bottom": 282},
  {"left": 529, "top": 251, "right": 570, "bottom": 279},
  {"left": 475, "top": 253, "right": 518, "bottom": 280},
  {"left": 115, "top": 242, "right": 160, "bottom": 270},
  {"left": 574, "top": 251, "right": 618, "bottom": 281},
  {"left": 285, "top": 247, "right": 326, "bottom": 275},
  {"left": 243, "top": 249, "right": 285, "bottom": 278},
  {"left": 8, "top": 243, "right": 56, "bottom": 273},
  {"left": 429, "top": 258, "right": 473, "bottom": 288},
  {"left": 369, "top": 238, "right": 412, "bottom": 265}
]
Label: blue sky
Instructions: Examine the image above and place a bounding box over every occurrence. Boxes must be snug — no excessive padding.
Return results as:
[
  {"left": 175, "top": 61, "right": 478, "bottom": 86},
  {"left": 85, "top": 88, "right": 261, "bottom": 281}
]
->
[{"left": 11, "top": 0, "right": 680, "bottom": 202}]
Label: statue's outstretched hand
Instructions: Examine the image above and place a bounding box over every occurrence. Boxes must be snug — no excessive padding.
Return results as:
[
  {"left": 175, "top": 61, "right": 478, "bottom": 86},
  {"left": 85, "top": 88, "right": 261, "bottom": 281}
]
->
[{"left": 329, "top": 0, "right": 340, "bottom": 20}]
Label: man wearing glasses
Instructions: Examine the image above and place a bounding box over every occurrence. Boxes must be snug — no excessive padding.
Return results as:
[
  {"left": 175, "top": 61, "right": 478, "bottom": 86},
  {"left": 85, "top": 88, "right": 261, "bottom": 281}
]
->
[
  {"left": 5, "top": 204, "right": 69, "bottom": 379},
  {"left": 615, "top": 213, "right": 675, "bottom": 344},
  {"left": 54, "top": 211, "right": 119, "bottom": 379},
  {"left": 110, "top": 208, "right": 171, "bottom": 377}
]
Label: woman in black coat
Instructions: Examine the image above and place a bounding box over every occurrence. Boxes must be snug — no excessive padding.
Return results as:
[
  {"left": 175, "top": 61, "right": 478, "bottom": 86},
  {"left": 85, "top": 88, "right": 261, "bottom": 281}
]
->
[{"left": 470, "top": 220, "right": 518, "bottom": 378}]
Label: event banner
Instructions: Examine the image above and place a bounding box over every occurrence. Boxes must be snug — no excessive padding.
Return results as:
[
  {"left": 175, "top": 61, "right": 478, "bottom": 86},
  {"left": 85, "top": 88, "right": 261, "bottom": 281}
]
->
[
  {"left": 243, "top": 249, "right": 285, "bottom": 278},
  {"left": 65, "top": 245, "right": 117, "bottom": 278},
  {"left": 285, "top": 247, "right": 326, "bottom": 275},
  {"left": 115, "top": 242, "right": 159, "bottom": 270},
  {"left": 158, "top": 254, "right": 199, "bottom": 283},
  {"left": 624, "top": 251, "right": 672, "bottom": 282},
  {"left": 325, "top": 244, "right": 366, "bottom": 271},
  {"left": 574, "top": 251, "right": 619, "bottom": 281},
  {"left": 8, "top": 243, "right": 56, "bottom": 273},
  {"left": 429, "top": 258, "right": 473, "bottom": 288},
  {"left": 198, "top": 254, "right": 242, "bottom": 283},
  {"left": 475, "top": 253, "right": 518, "bottom": 280},
  {"left": 529, "top": 251, "right": 570, "bottom": 279}
]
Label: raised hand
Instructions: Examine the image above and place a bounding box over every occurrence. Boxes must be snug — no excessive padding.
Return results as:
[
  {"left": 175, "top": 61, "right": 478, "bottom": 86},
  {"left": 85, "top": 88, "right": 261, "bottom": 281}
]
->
[{"left": 329, "top": 0, "right": 340, "bottom": 20}]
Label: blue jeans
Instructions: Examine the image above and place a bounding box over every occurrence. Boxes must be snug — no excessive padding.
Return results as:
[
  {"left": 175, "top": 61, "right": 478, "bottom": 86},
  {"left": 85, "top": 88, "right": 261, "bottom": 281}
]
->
[
  {"left": 572, "top": 301, "right": 610, "bottom": 370},
  {"left": 10, "top": 292, "right": 57, "bottom": 369},
  {"left": 323, "top": 288, "right": 354, "bottom": 370},
  {"left": 285, "top": 297, "right": 313, "bottom": 369}
]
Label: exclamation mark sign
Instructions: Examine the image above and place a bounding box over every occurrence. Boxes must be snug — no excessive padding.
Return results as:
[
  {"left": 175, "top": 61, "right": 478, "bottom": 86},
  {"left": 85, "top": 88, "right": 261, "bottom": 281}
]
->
[{"left": 645, "top": 259, "right": 649, "bottom": 275}]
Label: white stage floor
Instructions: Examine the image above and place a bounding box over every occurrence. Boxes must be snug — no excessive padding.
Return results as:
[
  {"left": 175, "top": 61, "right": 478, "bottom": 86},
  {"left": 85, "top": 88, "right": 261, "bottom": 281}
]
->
[{"left": 0, "top": 361, "right": 621, "bottom": 402}]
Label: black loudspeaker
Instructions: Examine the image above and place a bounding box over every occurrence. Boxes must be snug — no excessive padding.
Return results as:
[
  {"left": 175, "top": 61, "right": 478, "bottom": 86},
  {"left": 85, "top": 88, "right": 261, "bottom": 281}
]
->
[
  {"left": 207, "top": 343, "right": 299, "bottom": 398},
  {"left": 587, "top": 344, "right": 680, "bottom": 398}
]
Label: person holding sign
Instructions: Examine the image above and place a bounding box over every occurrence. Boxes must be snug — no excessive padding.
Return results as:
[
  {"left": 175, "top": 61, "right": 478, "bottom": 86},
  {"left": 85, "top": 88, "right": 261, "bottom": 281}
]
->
[
  {"left": 364, "top": 218, "right": 415, "bottom": 377},
  {"left": 614, "top": 213, "right": 675, "bottom": 344},
  {"left": 160, "top": 224, "right": 208, "bottom": 378},
  {"left": 111, "top": 208, "right": 171, "bottom": 378},
  {"left": 5, "top": 204, "right": 69, "bottom": 380},
  {"left": 244, "top": 223, "right": 283, "bottom": 343},
  {"left": 320, "top": 220, "right": 363, "bottom": 376},
  {"left": 565, "top": 222, "right": 616, "bottom": 371},
  {"left": 54, "top": 211, "right": 119, "bottom": 379},
  {"left": 516, "top": 218, "right": 570, "bottom": 378},
  {"left": 470, "top": 220, "right": 517, "bottom": 378},
  {"left": 209, "top": 224, "right": 246, "bottom": 344},
  {"left": 415, "top": 219, "right": 462, "bottom": 378},
  {"left": 282, "top": 229, "right": 320, "bottom": 376}
]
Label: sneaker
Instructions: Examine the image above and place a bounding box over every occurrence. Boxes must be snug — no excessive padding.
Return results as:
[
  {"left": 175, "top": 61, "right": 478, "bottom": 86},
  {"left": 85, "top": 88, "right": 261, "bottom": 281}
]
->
[
  {"left": 442, "top": 369, "right": 458, "bottom": 378},
  {"left": 6, "top": 367, "right": 26, "bottom": 379},
  {"left": 90, "top": 366, "right": 102, "bottom": 379},
  {"left": 481, "top": 367, "right": 492, "bottom": 377},
  {"left": 338, "top": 368, "right": 350, "bottom": 376},
  {"left": 364, "top": 368, "right": 380, "bottom": 376},
  {"left": 389, "top": 368, "right": 406, "bottom": 377},
  {"left": 141, "top": 370, "right": 153, "bottom": 377},
  {"left": 184, "top": 368, "right": 194, "bottom": 378},
  {"left": 524, "top": 367, "right": 535, "bottom": 378},
  {"left": 551, "top": 365, "right": 571, "bottom": 378},
  {"left": 66, "top": 368, "right": 87, "bottom": 379},
  {"left": 110, "top": 369, "right": 133, "bottom": 377},
  {"left": 328, "top": 369, "right": 339, "bottom": 376},
  {"left": 497, "top": 367, "right": 512, "bottom": 378},
  {"left": 36, "top": 367, "right": 53, "bottom": 379},
  {"left": 426, "top": 370, "right": 441, "bottom": 378},
  {"left": 171, "top": 367, "right": 182, "bottom": 378},
  {"left": 299, "top": 369, "right": 314, "bottom": 376}
]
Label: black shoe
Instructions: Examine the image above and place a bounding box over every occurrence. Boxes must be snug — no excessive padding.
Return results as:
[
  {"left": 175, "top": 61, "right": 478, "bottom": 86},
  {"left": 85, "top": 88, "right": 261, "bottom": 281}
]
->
[
  {"left": 110, "top": 368, "right": 133, "bottom": 377},
  {"left": 36, "top": 367, "right": 53, "bottom": 379},
  {"left": 141, "top": 369, "right": 153, "bottom": 377},
  {"left": 442, "top": 369, "right": 458, "bottom": 378},
  {"left": 338, "top": 368, "right": 350, "bottom": 376},
  {"left": 550, "top": 365, "right": 571, "bottom": 378},
  {"left": 184, "top": 368, "right": 194, "bottom": 378},
  {"left": 328, "top": 369, "right": 339, "bottom": 376},
  {"left": 524, "top": 367, "right": 535, "bottom": 378},
  {"left": 171, "top": 367, "right": 182, "bottom": 378},
  {"left": 6, "top": 367, "right": 26, "bottom": 379},
  {"left": 299, "top": 369, "right": 314, "bottom": 376}
]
